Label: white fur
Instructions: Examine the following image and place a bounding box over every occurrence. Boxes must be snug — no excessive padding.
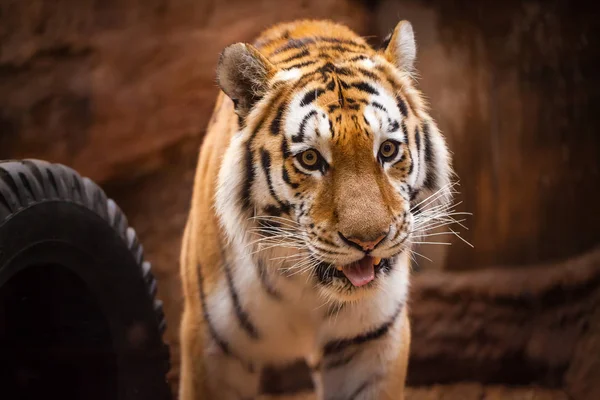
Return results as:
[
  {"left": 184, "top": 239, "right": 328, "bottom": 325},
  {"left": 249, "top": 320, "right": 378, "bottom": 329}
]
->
[
  {"left": 208, "top": 23, "right": 452, "bottom": 397},
  {"left": 273, "top": 68, "right": 303, "bottom": 82},
  {"left": 285, "top": 88, "right": 334, "bottom": 175},
  {"left": 396, "top": 22, "right": 416, "bottom": 72},
  {"left": 212, "top": 111, "right": 412, "bottom": 396},
  {"left": 215, "top": 132, "right": 253, "bottom": 249},
  {"left": 359, "top": 58, "right": 375, "bottom": 69}
]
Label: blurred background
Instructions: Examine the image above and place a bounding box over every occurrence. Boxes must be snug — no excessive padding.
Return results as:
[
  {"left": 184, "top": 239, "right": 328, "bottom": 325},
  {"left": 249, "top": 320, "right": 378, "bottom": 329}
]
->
[{"left": 1, "top": 0, "right": 599, "bottom": 399}]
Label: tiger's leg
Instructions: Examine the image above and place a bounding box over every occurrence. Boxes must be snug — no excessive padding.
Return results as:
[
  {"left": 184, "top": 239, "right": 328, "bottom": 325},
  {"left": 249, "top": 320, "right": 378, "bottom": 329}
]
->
[
  {"left": 379, "top": 310, "right": 411, "bottom": 400},
  {"left": 179, "top": 219, "right": 208, "bottom": 400},
  {"left": 179, "top": 292, "right": 262, "bottom": 400},
  {"left": 179, "top": 216, "right": 262, "bottom": 399},
  {"left": 179, "top": 307, "right": 207, "bottom": 399},
  {"left": 320, "top": 310, "right": 410, "bottom": 400}
]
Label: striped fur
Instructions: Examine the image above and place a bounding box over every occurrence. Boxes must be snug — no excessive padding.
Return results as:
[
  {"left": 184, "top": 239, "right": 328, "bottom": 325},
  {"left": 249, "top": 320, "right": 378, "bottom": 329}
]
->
[{"left": 180, "top": 19, "right": 453, "bottom": 400}]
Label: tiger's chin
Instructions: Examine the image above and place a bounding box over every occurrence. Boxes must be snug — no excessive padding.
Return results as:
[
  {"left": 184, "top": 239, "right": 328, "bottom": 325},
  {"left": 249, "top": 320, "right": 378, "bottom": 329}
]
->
[{"left": 314, "top": 256, "right": 395, "bottom": 302}]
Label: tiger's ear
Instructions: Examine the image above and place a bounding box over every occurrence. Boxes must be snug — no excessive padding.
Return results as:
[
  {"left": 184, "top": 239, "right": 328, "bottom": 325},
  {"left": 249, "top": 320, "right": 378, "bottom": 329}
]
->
[
  {"left": 216, "top": 43, "right": 276, "bottom": 120},
  {"left": 380, "top": 20, "right": 416, "bottom": 72}
]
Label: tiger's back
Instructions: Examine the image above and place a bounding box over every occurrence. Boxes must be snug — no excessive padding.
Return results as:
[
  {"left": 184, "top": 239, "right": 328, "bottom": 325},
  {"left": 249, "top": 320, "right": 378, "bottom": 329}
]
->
[{"left": 179, "top": 18, "right": 452, "bottom": 400}]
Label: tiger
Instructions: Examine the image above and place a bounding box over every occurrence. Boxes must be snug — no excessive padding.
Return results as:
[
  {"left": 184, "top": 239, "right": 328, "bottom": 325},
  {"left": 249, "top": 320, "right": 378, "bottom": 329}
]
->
[{"left": 178, "top": 18, "right": 453, "bottom": 400}]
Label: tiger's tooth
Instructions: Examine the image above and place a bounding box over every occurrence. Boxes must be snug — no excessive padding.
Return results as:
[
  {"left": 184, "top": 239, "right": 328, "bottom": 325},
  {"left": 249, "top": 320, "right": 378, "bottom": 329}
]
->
[
  {"left": 336, "top": 265, "right": 343, "bottom": 271},
  {"left": 374, "top": 257, "right": 382, "bottom": 266}
]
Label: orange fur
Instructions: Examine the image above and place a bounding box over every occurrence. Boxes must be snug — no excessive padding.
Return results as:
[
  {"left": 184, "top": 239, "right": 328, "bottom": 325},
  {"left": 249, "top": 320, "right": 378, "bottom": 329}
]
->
[{"left": 179, "top": 18, "right": 451, "bottom": 400}]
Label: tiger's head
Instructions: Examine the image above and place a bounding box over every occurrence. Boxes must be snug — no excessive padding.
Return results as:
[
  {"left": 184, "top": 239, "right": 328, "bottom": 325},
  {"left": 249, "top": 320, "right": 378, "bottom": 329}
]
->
[{"left": 215, "top": 20, "right": 453, "bottom": 302}]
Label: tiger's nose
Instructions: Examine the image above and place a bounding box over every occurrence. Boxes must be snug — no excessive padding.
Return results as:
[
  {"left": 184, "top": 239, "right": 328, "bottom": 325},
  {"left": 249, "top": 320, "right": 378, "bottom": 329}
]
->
[{"left": 339, "top": 232, "right": 387, "bottom": 251}]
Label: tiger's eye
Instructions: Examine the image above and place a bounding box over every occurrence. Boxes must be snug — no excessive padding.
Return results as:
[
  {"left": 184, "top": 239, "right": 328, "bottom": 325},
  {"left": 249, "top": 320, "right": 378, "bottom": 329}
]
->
[
  {"left": 296, "top": 148, "right": 328, "bottom": 173},
  {"left": 301, "top": 150, "right": 318, "bottom": 167},
  {"left": 380, "top": 140, "right": 398, "bottom": 159}
]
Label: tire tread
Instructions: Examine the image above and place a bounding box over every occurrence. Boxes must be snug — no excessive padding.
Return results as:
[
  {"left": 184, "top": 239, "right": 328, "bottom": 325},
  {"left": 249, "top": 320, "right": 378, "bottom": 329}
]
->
[{"left": 0, "top": 159, "right": 166, "bottom": 335}]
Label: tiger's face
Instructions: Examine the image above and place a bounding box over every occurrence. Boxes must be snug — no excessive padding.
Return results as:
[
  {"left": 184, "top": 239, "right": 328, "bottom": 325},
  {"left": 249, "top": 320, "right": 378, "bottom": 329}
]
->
[{"left": 216, "top": 20, "right": 452, "bottom": 302}]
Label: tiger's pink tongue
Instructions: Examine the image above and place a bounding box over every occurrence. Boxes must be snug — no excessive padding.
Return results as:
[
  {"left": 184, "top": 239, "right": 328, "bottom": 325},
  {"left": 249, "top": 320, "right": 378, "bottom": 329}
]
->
[{"left": 341, "top": 256, "right": 375, "bottom": 287}]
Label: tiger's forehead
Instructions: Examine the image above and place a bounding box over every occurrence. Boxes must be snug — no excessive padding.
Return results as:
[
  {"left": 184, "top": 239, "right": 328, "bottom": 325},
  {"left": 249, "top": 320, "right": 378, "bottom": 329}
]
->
[
  {"left": 251, "top": 20, "right": 417, "bottom": 156},
  {"left": 280, "top": 70, "right": 406, "bottom": 153}
]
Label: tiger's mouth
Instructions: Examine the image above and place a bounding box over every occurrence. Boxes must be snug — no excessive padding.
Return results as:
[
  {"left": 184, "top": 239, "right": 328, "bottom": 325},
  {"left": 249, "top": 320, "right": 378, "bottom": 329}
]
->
[{"left": 315, "top": 256, "right": 391, "bottom": 287}]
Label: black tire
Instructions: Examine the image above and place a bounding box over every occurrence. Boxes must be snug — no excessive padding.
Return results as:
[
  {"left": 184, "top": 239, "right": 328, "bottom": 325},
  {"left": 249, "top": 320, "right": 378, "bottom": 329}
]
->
[{"left": 0, "top": 159, "right": 171, "bottom": 400}]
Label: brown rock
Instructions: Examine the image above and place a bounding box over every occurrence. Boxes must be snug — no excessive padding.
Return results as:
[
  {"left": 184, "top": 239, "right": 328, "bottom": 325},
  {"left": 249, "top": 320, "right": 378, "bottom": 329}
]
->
[
  {"left": 0, "top": 0, "right": 370, "bottom": 184},
  {"left": 408, "top": 245, "right": 600, "bottom": 395},
  {"left": 374, "top": 0, "right": 600, "bottom": 270}
]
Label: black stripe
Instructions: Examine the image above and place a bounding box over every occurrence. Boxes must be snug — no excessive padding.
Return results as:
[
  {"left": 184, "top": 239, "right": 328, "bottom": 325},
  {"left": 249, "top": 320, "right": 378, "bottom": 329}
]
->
[
  {"left": 320, "top": 62, "right": 335, "bottom": 73},
  {"left": 331, "top": 66, "right": 353, "bottom": 76},
  {"left": 240, "top": 89, "right": 285, "bottom": 211},
  {"left": 386, "top": 226, "right": 410, "bottom": 252},
  {"left": 223, "top": 259, "right": 261, "bottom": 340},
  {"left": 282, "top": 166, "right": 299, "bottom": 189},
  {"left": 371, "top": 101, "right": 387, "bottom": 113},
  {"left": 263, "top": 205, "right": 283, "bottom": 218},
  {"left": 422, "top": 122, "right": 436, "bottom": 190},
  {"left": 292, "top": 110, "right": 317, "bottom": 143},
  {"left": 323, "top": 305, "right": 402, "bottom": 356},
  {"left": 401, "top": 121, "right": 409, "bottom": 141},
  {"left": 278, "top": 48, "right": 310, "bottom": 64},
  {"left": 397, "top": 96, "right": 409, "bottom": 117},
  {"left": 414, "top": 125, "right": 422, "bottom": 183},
  {"left": 260, "top": 148, "right": 291, "bottom": 213},
  {"left": 336, "top": 77, "right": 345, "bottom": 108},
  {"left": 329, "top": 118, "right": 335, "bottom": 139},
  {"left": 288, "top": 62, "right": 340, "bottom": 92},
  {"left": 317, "top": 37, "right": 368, "bottom": 48},
  {"left": 349, "top": 55, "right": 368, "bottom": 62},
  {"left": 423, "top": 122, "right": 433, "bottom": 163},
  {"left": 197, "top": 263, "right": 255, "bottom": 373},
  {"left": 270, "top": 104, "right": 285, "bottom": 135},
  {"left": 351, "top": 115, "right": 360, "bottom": 130},
  {"left": 326, "top": 78, "right": 336, "bottom": 91},
  {"left": 350, "top": 81, "right": 379, "bottom": 95},
  {"left": 281, "top": 136, "right": 300, "bottom": 187},
  {"left": 281, "top": 136, "right": 291, "bottom": 158},
  {"left": 197, "top": 263, "right": 234, "bottom": 355},
  {"left": 271, "top": 36, "right": 367, "bottom": 56},
  {"left": 312, "top": 243, "right": 347, "bottom": 255},
  {"left": 283, "top": 60, "right": 318, "bottom": 70},
  {"left": 356, "top": 67, "right": 378, "bottom": 80},
  {"left": 272, "top": 37, "right": 316, "bottom": 55},
  {"left": 317, "top": 236, "right": 340, "bottom": 248},
  {"left": 241, "top": 126, "right": 259, "bottom": 211},
  {"left": 318, "top": 44, "right": 363, "bottom": 54},
  {"left": 300, "top": 88, "right": 326, "bottom": 107},
  {"left": 388, "top": 119, "right": 400, "bottom": 133}
]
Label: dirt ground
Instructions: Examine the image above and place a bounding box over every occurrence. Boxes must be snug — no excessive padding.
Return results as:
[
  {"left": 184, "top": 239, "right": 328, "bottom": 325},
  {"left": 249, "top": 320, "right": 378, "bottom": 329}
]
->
[{"left": 406, "top": 383, "right": 568, "bottom": 400}]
